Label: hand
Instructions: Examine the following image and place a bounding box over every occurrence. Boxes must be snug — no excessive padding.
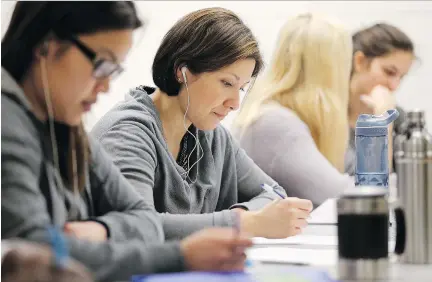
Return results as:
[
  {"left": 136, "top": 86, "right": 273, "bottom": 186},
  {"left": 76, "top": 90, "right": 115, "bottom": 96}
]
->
[
  {"left": 180, "top": 228, "right": 252, "bottom": 272},
  {"left": 64, "top": 221, "right": 107, "bottom": 242},
  {"left": 2, "top": 240, "right": 93, "bottom": 282},
  {"left": 360, "top": 85, "right": 396, "bottom": 115},
  {"left": 242, "top": 198, "right": 313, "bottom": 239}
]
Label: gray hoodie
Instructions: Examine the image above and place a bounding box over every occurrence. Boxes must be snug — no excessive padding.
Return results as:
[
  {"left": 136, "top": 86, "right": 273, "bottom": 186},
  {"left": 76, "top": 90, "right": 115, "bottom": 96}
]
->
[
  {"left": 1, "top": 68, "right": 185, "bottom": 282},
  {"left": 91, "top": 86, "right": 285, "bottom": 240}
]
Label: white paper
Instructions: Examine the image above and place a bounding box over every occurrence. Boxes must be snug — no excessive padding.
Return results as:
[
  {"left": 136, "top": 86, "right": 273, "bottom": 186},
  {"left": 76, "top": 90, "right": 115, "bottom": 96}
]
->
[
  {"left": 254, "top": 235, "right": 395, "bottom": 251},
  {"left": 247, "top": 247, "right": 338, "bottom": 266},
  {"left": 309, "top": 198, "right": 337, "bottom": 224},
  {"left": 253, "top": 235, "right": 337, "bottom": 247}
]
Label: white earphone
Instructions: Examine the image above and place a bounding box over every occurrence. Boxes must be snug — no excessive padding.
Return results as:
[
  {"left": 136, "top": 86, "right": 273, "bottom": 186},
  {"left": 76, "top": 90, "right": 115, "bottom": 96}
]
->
[
  {"left": 181, "top": 66, "right": 188, "bottom": 84},
  {"left": 179, "top": 65, "right": 203, "bottom": 186}
]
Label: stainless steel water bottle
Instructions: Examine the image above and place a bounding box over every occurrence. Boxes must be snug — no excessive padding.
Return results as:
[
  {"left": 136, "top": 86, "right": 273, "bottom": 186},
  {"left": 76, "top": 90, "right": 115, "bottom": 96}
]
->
[{"left": 395, "top": 109, "right": 432, "bottom": 264}]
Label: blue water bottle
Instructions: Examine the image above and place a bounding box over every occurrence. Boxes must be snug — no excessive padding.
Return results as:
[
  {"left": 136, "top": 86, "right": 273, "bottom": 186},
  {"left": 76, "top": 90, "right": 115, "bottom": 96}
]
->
[{"left": 355, "top": 109, "right": 399, "bottom": 188}]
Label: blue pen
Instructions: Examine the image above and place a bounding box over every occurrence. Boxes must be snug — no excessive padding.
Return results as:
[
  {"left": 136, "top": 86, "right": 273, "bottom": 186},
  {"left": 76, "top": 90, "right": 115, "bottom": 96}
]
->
[
  {"left": 261, "top": 183, "right": 286, "bottom": 199},
  {"left": 47, "top": 226, "right": 69, "bottom": 268}
]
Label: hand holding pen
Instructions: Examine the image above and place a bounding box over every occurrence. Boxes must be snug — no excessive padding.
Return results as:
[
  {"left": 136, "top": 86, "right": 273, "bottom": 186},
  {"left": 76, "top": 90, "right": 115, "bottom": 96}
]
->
[{"left": 239, "top": 184, "right": 313, "bottom": 239}]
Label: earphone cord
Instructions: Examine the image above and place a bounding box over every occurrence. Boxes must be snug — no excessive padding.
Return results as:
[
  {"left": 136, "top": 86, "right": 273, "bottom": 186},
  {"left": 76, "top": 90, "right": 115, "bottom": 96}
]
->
[
  {"left": 182, "top": 79, "right": 204, "bottom": 185},
  {"left": 41, "top": 57, "right": 79, "bottom": 219}
]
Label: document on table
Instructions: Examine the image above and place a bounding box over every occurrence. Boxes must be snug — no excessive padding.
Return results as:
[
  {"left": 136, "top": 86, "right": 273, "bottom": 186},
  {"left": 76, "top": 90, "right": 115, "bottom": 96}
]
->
[
  {"left": 253, "top": 235, "right": 337, "bottom": 248},
  {"left": 309, "top": 198, "right": 337, "bottom": 224},
  {"left": 247, "top": 247, "right": 338, "bottom": 266},
  {"left": 253, "top": 235, "right": 396, "bottom": 251}
]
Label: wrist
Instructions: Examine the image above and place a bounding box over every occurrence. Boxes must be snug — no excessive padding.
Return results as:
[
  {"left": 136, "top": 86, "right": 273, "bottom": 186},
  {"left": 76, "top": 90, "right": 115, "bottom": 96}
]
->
[
  {"left": 88, "top": 219, "right": 109, "bottom": 239},
  {"left": 239, "top": 211, "right": 260, "bottom": 237},
  {"left": 179, "top": 239, "right": 192, "bottom": 270}
]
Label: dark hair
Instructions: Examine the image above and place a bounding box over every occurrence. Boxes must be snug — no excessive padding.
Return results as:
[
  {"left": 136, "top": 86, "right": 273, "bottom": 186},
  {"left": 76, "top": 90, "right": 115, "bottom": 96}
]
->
[
  {"left": 352, "top": 23, "right": 414, "bottom": 67},
  {"left": 152, "top": 7, "right": 263, "bottom": 96},
  {"left": 2, "top": 1, "right": 142, "bottom": 82},
  {"left": 1, "top": 2, "right": 142, "bottom": 193}
]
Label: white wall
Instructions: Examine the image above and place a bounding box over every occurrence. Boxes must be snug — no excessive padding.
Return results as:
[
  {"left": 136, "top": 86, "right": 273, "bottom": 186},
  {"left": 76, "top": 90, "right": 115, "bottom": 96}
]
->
[{"left": 2, "top": 1, "right": 432, "bottom": 132}]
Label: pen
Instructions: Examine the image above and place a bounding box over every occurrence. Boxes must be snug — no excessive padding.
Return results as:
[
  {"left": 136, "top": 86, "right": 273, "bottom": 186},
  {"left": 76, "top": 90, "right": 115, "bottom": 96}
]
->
[
  {"left": 48, "top": 226, "right": 68, "bottom": 269},
  {"left": 261, "top": 183, "right": 286, "bottom": 199}
]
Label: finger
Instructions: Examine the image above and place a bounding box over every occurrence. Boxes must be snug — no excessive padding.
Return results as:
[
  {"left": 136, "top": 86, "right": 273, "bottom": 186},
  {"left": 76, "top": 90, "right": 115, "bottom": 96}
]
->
[
  {"left": 233, "top": 234, "right": 253, "bottom": 246},
  {"left": 371, "top": 84, "right": 391, "bottom": 95},
  {"left": 285, "top": 198, "right": 313, "bottom": 211},
  {"left": 63, "top": 224, "right": 77, "bottom": 235},
  {"left": 233, "top": 246, "right": 247, "bottom": 256},
  {"left": 292, "top": 227, "right": 303, "bottom": 236},
  {"left": 219, "top": 254, "right": 247, "bottom": 272},
  {"left": 217, "top": 249, "right": 233, "bottom": 263},
  {"left": 360, "top": 95, "right": 376, "bottom": 109},
  {"left": 295, "top": 218, "right": 308, "bottom": 229},
  {"left": 294, "top": 209, "right": 311, "bottom": 220}
]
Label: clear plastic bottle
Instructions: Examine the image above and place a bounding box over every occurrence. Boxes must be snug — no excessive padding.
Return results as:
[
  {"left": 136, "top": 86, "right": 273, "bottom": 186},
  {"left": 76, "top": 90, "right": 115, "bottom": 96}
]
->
[{"left": 355, "top": 109, "right": 399, "bottom": 188}]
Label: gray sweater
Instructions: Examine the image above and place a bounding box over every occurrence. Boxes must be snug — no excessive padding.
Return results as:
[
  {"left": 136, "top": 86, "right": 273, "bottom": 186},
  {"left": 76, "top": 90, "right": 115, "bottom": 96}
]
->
[
  {"left": 91, "top": 86, "right": 285, "bottom": 240},
  {"left": 1, "top": 69, "right": 185, "bottom": 282},
  {"left": 232, "top": 104, "right": 352, "bottom": 207}
]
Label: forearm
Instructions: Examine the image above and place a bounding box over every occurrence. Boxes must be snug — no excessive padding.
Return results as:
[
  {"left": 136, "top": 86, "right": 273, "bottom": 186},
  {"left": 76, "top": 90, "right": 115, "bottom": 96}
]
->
[
  {"left": 95, "top": 208, "right": 163, "bottom": 244},
  {"left": 161, "top": 210, "right": 236, "bottom": 240},
  {"left": 24, "top": 228, "right": 185, "bottom": 282}
]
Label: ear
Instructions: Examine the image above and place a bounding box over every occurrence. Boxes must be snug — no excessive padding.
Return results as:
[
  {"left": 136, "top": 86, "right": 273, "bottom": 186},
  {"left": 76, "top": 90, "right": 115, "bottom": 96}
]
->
[
  {"left": 34, "top": 40, "right": 64, "bottom": 61},
  {"left": 175, "top": 65, "right": 186, "bottom": 83},
  {"left": 353, "top": 51, "right": 370, "bottom": 73}
]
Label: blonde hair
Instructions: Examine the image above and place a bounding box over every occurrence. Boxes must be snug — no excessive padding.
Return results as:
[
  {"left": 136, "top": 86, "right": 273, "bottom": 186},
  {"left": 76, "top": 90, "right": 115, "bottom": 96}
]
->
[{"left": 234, "top": 13, "right": 352, "bottom": 172}]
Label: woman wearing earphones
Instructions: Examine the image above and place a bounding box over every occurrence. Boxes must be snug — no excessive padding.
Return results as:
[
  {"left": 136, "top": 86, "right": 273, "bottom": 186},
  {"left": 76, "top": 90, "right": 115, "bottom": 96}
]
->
[
  {"left": 92, "top": 7, "right": 313, "bottom": 241},
  {"left": 2, "top": 2, "right": 255, "bottom": 281}
]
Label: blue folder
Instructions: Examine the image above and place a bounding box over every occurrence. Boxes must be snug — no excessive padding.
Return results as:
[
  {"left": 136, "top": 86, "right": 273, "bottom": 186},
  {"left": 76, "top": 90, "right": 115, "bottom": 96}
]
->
[{"left": 131, "top": 266, "right": 338, "bottom": 282}]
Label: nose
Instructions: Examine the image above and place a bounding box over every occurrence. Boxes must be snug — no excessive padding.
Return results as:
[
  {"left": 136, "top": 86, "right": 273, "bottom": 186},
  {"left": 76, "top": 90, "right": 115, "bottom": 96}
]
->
[
  {"left": 388, "top": 76, "right": 401, "bottom": 92},
  {"left": 94, "top": 77, "right": 111, "bottom": 95},
  {"left": 224, "top": 90, "right": 240, "bottom": 111}
]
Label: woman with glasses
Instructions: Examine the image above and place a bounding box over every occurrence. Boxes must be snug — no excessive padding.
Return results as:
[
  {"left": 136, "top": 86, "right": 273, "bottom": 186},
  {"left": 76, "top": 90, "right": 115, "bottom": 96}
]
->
[{"left": 1, "top": 2, "right": 252, "bottom": 281}]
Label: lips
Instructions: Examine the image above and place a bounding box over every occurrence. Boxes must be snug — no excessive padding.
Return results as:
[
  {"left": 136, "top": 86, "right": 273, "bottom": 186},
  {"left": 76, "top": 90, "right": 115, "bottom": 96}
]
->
[
  {"left": 213, "top": 112, "right": 227, "bottom": 119},
  {"left": 82, "top": 100, "right": 96, "bottom": 112}
]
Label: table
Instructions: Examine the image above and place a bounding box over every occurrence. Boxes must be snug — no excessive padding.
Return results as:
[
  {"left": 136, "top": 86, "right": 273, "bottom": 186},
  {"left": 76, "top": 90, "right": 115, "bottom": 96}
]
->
[{"left": 248, "top": 198, "right": 432, "bottom": 281}]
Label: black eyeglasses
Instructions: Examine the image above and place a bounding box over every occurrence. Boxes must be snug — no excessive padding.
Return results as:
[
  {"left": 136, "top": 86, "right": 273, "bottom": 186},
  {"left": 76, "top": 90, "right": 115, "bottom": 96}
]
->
[{"left": 67, "top": 36, "right": 124, "bottom": 80}]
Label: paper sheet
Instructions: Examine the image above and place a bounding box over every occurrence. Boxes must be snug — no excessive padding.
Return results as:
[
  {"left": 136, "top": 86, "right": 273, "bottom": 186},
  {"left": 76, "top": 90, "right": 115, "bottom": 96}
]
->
[
  {"left": 247, "top": 247, "right": 338, "bottom": 266},
  {"left": 309, "top": 199, "right": 337, "bottom": 224},
  {"left": 253, "top": 235, "right": 395, "bottom": 251},
  {"left": 253, "top": 235, "right": 337, "bottom": 247}
]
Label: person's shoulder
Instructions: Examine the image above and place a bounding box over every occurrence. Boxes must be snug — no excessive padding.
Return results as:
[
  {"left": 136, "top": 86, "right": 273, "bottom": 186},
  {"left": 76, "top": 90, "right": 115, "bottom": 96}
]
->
[
  {"left": 249, "top": 103, "right": 310, "bottom": 136},
  {"left": 90, "top": 86, "right": 160, "bottom": 139},
  {"left": 1, "top": 93, "right": 40, "bottom": 139}
]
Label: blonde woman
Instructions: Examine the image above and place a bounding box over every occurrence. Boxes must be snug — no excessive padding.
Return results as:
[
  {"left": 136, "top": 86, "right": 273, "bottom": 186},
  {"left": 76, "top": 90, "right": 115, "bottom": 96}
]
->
[{"left": 232, "top": 13, "right": 353, "bottom": 206}]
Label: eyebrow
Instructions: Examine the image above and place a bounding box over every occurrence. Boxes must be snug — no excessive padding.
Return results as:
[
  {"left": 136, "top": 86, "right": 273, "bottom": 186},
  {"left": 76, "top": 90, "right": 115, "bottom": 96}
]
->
[
  {"left": 222, "top": 71, "right": 251, "bottom": 87},
  {"left": 386, "top": 65, "right": 398, "bottom": 72},
  {"left": 223, "top": 72, "right": 240, "bottom": 81},
  {"left": 98, "top": 47, "right": 118, "bottom": 63}
]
